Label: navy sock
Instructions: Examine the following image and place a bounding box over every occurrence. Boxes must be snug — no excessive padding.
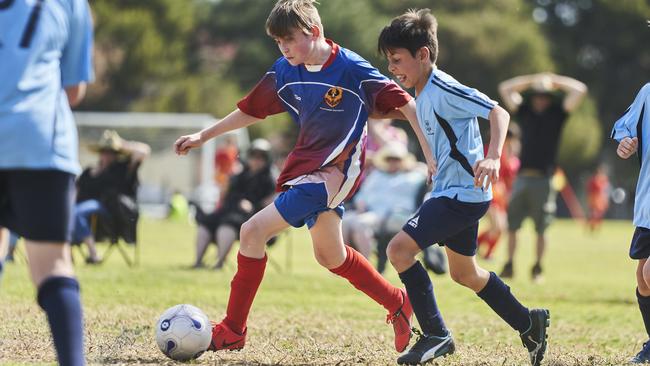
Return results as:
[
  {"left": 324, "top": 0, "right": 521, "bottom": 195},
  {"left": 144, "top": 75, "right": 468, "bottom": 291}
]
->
[
  {"left": 398, "top": 261, "right": 447, "bottom": 337},
  {"left": 477, "top": 272, "right": 530, "bottom": 333},
  {"left": 37, "top": 277, "right": 85, "bottom": 366},
  {"left": 637, "top": 289, "right": 650, "bottom": 339}
]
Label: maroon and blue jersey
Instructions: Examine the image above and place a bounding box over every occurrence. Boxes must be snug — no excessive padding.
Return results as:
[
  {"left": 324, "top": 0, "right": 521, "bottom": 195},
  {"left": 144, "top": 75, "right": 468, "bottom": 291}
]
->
[{"left": 238, "top": 40, "right": 411, "bottom": 208}]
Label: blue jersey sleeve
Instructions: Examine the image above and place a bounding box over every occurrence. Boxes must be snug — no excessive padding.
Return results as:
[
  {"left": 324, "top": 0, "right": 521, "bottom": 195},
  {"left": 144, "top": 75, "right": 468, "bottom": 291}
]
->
[
  {"left": 430, "top": 74, "right": 496, "bottom": 120},
  {"left": 60, "top": 0, "right": 94, "bottom": 86},
  {"left": 611, "top": 83, "right": 650, "bottom": 142}
]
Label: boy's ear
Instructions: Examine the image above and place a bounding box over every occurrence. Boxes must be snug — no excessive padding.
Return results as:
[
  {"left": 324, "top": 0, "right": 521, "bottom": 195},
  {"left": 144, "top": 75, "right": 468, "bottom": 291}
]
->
[
  {"left": 418, "top": 47, "right": 430, "bottom": 62},
  {"left": 309, "top": 25, "right": 320, "bottom": 39}
]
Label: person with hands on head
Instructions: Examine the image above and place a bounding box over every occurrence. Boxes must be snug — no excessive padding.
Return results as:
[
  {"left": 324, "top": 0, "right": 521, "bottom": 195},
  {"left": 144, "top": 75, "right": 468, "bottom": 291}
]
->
[
  {"left": 498, "top": 71, "right": 587, "bottom": 281},
  {"left": 378, "top": 9, "right": 549, "bottom": 366},
  {"left": 175, "top": 0, "right": 436, "bottom": 357}
]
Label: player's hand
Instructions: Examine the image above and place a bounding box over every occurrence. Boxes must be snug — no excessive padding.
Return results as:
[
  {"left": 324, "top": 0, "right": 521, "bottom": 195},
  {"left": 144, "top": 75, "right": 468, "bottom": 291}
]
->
[
  {"left": 617, "top": 137, "right": 638, "bottom": 159},
  {"left": 425, "top": 158, "right": 437, "bottom": 185},
  {"left": 473, "top": 158, "right": 500, "bottom": 189},
  {"left": 174, "top": 133, "right": 203, "bottom": 155}
]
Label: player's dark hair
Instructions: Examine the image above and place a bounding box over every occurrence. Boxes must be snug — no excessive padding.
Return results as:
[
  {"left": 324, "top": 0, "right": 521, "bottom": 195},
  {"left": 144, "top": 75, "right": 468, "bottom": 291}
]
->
[
  {"left": 378, "top": 8, "right": 438, "bottom": 64},
  {"left": 266, "top": 0, "right": 322, "bottom": 38}
]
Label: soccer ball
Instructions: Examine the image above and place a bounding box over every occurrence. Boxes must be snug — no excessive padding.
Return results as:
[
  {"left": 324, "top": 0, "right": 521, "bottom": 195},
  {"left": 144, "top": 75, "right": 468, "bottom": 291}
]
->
[{"left": 155, "top": 304, "right": 212, "bottom": 361}]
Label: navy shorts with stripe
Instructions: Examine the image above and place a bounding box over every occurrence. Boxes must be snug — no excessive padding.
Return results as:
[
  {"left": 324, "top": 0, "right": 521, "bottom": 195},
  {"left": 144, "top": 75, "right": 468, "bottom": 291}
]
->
[
  {"left": 0, "top": 170, "right": 76, "bottom": 243},
  {"left": 402, "top": 196, "right": 490, "bottom": 256},
  {"left": 274, "top": 183, "right": 344, "bottom": 229},
  {"left": 630, "top": 227, "right": 650, "bottom": 260}
]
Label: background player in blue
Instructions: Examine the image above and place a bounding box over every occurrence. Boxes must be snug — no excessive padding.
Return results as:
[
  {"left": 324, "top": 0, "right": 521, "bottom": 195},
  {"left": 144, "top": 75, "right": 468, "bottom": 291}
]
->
[
  {"left": 174, "top": 0, "right": 436, "bottom": 357},
  {"left": 611, "top": 83, "right": 650, "bottom": 363},
  {"left": 378, "top": 9, "right": 550, "bottom": 366},
  {"left": 0, "top": 1, "right": 94, "bottom": 365}
]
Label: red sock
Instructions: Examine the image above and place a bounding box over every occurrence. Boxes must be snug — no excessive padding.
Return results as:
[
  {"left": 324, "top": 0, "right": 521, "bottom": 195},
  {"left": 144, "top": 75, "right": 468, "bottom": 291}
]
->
[
  {"left": 329, "top": 245, "right": 402, "bottom": 314},
  {"left": 477, "top": 231, "right": 489, "bottom": 246},
  {"left": 484, "top": 233, "right": 500, "bottom": 258},
  {"left": 223, "top": 252, "right": 267, "bottom": 334}
]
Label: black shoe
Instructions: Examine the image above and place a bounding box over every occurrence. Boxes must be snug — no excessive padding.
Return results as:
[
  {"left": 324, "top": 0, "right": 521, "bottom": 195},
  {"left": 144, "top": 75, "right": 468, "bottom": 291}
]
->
[
  {"left": 531, "top": 263, "right": 543, "bottom": 282},
  {"left": 631, "top": 341, "right": 650, "bottom": 363},
  {"left": 520, "top": 309, "right": 550, "bottom": 366},
  {"left": 500, "top": 261, "right": 513, "bottom": 278},
  {"left": 396, "top": 332, "right": 455, "bottom": 365}
]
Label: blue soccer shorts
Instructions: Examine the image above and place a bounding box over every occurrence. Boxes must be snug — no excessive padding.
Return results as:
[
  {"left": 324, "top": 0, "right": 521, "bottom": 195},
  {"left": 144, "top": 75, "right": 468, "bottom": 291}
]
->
[
  {"left": 0, "top": 169, "right": 76, "bottom": 243},
  {"left": 274, "top": 183, "right": 344, "bottom": 229},
  {"left": 630, "top": 227, "right": 650, "bottom": 260},
  {"left": 402, "top": 196, "right": 490, "bottom": 256}
]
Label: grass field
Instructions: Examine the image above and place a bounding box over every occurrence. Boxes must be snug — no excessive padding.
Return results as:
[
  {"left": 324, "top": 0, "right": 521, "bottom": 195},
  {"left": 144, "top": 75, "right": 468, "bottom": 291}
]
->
[{"left": 0, "top": 218, "right": 644, "bottom": 365}]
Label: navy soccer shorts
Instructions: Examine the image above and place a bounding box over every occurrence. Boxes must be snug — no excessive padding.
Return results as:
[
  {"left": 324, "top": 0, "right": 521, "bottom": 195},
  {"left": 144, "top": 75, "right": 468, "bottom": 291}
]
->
[
  {"left": 0, "top": 169, "right": 76, "bottom": 243},
  {"left": 630, "top": 227, "right": 650, "bottom": 260},
  {"left": 274, "top": 183, "right": 344, "bottom": 229},
  {"left": 402, "top": 196, "right": 490, "bottom": 256}
]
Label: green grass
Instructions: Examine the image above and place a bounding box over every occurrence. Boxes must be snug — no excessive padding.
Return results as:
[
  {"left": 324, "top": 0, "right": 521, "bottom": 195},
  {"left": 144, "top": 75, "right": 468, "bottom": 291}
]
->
[{"left": 0, "top": 218, "right": 643, "bottom": 365}]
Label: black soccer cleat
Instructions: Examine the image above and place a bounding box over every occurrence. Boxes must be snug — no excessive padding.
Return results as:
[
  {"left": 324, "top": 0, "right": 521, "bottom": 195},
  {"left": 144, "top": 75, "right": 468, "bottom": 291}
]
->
[
  {"left": 520, "top": 309, "right": 550, "bottom": 366},
  {"left": 396, "top": 331, "right": 455, "bottom": 365},
  {"left": 630, "top": 341, "right": 650, "bottom": 364}
]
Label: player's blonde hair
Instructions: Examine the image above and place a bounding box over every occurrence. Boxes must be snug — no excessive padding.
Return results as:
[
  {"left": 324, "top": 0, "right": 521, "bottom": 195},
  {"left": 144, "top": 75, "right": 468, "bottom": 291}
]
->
[
  {"left": 266, "top": 0, "right": 323, "bottom": 38},
  {"left": 378, "top": 8, "right": 439, "bottom": 64}
]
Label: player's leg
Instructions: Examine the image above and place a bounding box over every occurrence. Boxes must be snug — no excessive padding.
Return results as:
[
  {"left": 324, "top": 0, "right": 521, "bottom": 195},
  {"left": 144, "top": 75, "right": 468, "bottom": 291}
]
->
[
  {"left": 485, "top": 207, "right": 507, "bottom": 259},
  {"left": 214, "top": 224, "right": 237, "bottom": 269},
  {"left": 310, "top": 209, "right": 411, "bottom": 352},
  {"left": 389, "top": 197, "right": 497, "bottom": 364},
  {"left": 631, "top": 228, "right": 650, "bottom": 363},
  {"left": 9, "top": 170, "right": 85, "bottom": 366},
  {"left": 210, "top": 202, "right": 288, "bottom": 351}
]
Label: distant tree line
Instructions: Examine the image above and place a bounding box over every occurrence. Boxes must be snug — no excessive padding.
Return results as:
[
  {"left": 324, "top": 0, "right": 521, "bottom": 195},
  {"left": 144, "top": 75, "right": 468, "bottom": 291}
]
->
[{"left": 82, "top": 0, "right": 649, "bottom": 182}]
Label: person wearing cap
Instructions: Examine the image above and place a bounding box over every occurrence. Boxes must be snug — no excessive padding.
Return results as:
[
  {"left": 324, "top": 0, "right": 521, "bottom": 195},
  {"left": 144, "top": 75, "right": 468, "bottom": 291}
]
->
[
  {"left": 72, "top": 130, "right": 150, "bottom": 263},
  {"left": 343, "top": 142, "right": 426, "bottom": 262},
  {"left": 192, "top": 139, "right": 276, "bottom": 269},
  {"left": 497, "top": 72, "right": 587, "bottom": 281}
]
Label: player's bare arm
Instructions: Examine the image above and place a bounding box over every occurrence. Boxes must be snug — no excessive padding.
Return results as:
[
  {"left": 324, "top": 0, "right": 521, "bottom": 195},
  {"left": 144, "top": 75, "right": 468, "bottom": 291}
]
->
[
  {"left": 65, "top": 83, "right": 87, "bottom": 107},
  {"left": 474, "top": 105, "right": 509, "bottom": 189},
  {"left": 174, "top": 109, "right": 260, "bottom": 155},
  {"left": 617, "top": 137, "right": 639, "bottom": 159},
  {"left": 398, "top": 99, "right": 437, "bottom": 182}
]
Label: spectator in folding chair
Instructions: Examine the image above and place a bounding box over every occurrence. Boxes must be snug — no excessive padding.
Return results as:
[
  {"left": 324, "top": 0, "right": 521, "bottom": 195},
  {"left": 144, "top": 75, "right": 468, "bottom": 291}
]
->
[
  {"left": 193, "top": 139, "right": 277, "bottom": 270},
  {"left": 342, "top": 142, "right": 427, "bottom": 266},
  {"left": 71, "top": 130, "right": 150, "bottom": 264}
]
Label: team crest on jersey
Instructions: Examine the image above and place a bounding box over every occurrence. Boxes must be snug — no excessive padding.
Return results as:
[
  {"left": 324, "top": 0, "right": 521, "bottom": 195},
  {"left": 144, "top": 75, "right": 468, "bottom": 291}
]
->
[{"left": 324, "top": 87, "right": 343, "bottom": 108}]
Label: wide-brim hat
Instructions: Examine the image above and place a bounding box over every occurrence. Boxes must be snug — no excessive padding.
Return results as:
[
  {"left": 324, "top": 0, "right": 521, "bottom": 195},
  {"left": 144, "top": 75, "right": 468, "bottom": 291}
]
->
[
  {"left": 373, "top": 142, "right": 416, "bottom": 171},
  {"left": 88, "top": 130, "right": 125, "bottom": 153}
]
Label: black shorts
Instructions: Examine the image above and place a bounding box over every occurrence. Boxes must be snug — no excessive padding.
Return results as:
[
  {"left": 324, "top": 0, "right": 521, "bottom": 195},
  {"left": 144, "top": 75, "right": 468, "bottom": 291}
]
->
[
  {"left": 0, "top": 170, "right": 76, "bottom": 243},
  {"left": 402, "top": 196, "right": 490, "bottom": 256},
  {"left": 630, "top": 227, "right": 650, "bottom": 260}
]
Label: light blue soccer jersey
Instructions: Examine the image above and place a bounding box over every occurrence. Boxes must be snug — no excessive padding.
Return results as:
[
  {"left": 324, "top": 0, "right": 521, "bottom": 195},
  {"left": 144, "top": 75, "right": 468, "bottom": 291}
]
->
[
  {"left": 611, "top": 83, "right": 650, "bottom": 229},
  {"left": 416, "top": 68, "right": 497, "bottom": 203},
  {"left": 0, "top": 0, "right": 94, "bottom": 175}
]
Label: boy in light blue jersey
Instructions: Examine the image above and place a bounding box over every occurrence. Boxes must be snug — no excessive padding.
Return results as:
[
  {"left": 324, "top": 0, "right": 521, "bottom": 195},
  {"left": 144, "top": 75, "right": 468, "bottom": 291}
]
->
[
  {"left": 378, "top": 9, "right": 549, "bottom": 365},
  {"left": 0, "top": 1, "right": 94, "bottom": 365},
  {"left": 611, "top": 83, "right": 650, "bottom": 364}
]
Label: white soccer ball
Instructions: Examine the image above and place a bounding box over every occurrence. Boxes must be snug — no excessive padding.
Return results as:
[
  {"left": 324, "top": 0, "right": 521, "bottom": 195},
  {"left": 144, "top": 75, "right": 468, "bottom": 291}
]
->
[{"left": 155, "top": 304, "right": 212, "bottom": 361}]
